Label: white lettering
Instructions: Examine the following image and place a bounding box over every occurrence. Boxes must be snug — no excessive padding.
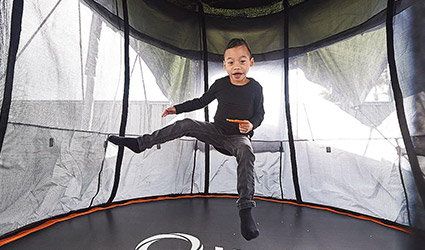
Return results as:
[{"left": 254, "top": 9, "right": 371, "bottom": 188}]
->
[{"left": 135, "top": 233, "right": 203, "bottom": 250}]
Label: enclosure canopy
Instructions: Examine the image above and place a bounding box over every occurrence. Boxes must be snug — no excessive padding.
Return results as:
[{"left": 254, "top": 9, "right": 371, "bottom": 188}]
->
[
  {"left": 87, "top": 0, "right": 393, "bottom": 61},
  {"left": 1, "top": 0, "right": 425, "bottom": 247}
]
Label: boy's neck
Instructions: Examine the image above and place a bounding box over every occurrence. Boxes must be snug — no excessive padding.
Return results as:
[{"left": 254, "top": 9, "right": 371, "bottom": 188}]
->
[{"left": 230, "top": 77, "right": 250, "bottom": 86}]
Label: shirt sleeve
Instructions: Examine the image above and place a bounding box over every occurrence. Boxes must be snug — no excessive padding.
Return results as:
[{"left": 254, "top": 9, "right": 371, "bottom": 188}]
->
[
  {"left": 249, "top": 85, "right": 265, "bottom": 129},
  {"left": 174, "top": 81, "right": 218, "bottom": 114}
]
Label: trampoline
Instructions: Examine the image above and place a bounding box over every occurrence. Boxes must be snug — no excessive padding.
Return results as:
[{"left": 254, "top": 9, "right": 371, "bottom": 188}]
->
[
  {"left": 2, "top": 0, "right": 425, "bottom": 249},
  {"left": 1, "top": 195, "right": 425, "bottom": 249}
]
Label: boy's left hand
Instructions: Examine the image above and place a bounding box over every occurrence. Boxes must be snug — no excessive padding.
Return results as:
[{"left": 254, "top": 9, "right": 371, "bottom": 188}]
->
[{"left": 239, "top": 121, "right": 253, "bottom": 134}]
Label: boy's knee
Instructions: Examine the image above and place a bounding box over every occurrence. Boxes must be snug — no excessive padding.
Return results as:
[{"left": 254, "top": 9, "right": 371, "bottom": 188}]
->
[
  {"left": 237, "top": 142, "right": 255, "bottom": 159},
  {"left": 179, "top": 118, "right": 194, "bottom": 124},
  {"left": 176, "top": 118, "right": 196, "bottom": 128}
]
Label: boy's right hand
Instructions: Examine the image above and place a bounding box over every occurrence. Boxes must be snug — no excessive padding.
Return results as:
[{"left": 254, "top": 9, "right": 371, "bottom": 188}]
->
[{"left": 161, "top": 107, "right": 176, "bottom": 117}]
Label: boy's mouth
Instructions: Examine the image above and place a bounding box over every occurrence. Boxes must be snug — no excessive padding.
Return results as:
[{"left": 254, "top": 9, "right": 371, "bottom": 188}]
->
[{"left": 232, "top": 72, "right": 244, "bottom": 79}]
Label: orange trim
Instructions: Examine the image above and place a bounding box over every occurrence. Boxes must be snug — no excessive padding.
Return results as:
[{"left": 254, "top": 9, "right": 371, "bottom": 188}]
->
[
  {"left": 255, "top": 197, "right": 412, "bottom": 234},
  {"left": 0, "top": 194, "right": 236, "bottom": 247},
  {"left": 0, "top": 194, "right": 412, "bottom": 247}
]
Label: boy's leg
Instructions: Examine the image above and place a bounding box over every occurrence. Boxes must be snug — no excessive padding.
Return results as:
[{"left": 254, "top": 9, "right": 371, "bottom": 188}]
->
[
  {"left": 223, "top": 136, "right": 259, "bottom": 241},
  {"left": 109, "top": 118, "right": 223, "bottom": 153}
]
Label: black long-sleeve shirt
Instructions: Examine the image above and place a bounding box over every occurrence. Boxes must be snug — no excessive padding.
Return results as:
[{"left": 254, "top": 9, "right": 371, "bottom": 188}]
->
[{"left": 174, "top": 76, "right": 265, "bottom": 137}]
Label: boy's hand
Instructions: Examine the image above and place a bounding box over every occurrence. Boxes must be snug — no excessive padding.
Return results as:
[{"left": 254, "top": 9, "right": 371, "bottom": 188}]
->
[
  {"left": 239, "top": 121, "right": 253, "bottom": 134},
  {"left": 162, "top": 107, "right": 176, "bottom": 117}
]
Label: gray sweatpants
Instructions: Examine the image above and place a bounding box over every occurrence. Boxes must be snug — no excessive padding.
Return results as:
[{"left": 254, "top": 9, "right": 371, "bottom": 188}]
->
[{"left": 136, "top": 118, "right": 256, "bottom": 210}]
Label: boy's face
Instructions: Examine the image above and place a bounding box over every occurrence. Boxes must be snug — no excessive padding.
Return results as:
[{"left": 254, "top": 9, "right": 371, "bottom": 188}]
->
[{"left": 223, "top": 45, "right": 254, "bottom": 85}]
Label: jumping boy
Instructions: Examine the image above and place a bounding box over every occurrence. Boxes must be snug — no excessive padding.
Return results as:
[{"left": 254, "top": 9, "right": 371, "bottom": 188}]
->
[{"left": 109, "top": 38, "right": 264, "bottom": 241}]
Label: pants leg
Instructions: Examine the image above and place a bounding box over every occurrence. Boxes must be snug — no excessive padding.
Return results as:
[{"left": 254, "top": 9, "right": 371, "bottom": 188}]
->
[
  {"left": 138, "top": 118, "right": 256, "bottom": 210},
  {"left": 138, "top": 118, "right": 224, "bottom": 152},
  {"left": 223, "top": 135, "right": 256, "bottom": 210}
]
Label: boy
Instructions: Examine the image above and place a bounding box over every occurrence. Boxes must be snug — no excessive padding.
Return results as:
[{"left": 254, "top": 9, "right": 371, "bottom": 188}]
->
[{"left": 109, "top": 38, "right": 264, "bottom": 241}]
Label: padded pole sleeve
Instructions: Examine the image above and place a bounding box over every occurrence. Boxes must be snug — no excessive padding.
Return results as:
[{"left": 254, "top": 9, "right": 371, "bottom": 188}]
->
[
  {"left": 107, "top": 0, "right": 131, "bottom": 204},
  {"left": 0, "top": 0, "right": 24, "bottom": 153},
  {"left": 386, "top": 0, "right": 425, "bottom": 210},
  {"left": 198, "top": 1, "right": 211, "bottom": 194},
  {"left": 283, "top": 0, "right": 302, "bottom": 203}
]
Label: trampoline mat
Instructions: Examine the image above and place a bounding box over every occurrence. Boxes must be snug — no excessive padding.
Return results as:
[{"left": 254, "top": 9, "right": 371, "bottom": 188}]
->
[{"left": 2, "top": 197, "right": 424, "bottom": 250}]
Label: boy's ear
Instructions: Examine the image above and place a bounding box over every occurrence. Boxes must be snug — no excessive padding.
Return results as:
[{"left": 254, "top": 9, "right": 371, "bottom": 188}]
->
[
  {"left": 250, "top": 57, "right": 254, "bottom": 67},
  {"left": 223, "top": 60, "right": 226, "bottom": 69}
]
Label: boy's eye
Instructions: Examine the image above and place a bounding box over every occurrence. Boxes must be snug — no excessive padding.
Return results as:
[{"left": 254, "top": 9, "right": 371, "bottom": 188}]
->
[
  {"left": 227, "top": 61, "right": 233, "bottom": 65},
  {"left": 240, "top": 60, "right": 246, "bottom": 63}
]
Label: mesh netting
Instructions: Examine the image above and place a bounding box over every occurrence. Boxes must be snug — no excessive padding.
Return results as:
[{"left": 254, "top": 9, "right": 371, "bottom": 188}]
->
[{"left": 1, "top": 0, "right": 424, "bottom": 239}]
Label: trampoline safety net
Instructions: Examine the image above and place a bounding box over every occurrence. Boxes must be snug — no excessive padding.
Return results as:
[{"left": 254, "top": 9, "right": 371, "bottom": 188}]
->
[{"left": 0, "top": 0, "right": 424, "bottom": 239}]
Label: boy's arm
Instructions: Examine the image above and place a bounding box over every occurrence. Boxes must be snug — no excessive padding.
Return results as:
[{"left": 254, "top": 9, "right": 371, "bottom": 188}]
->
[
  {"left": 174, "top": 82, "right": 218, "bottom": 114},
  {"left": 239, "top": 87, "right": 264, "bottom": 134},
  {"left": 249, "top": 87, "right": 265, "bottom": 129},
  {"left": 162, "top": 82, "right": 218, "bottom": 117}
]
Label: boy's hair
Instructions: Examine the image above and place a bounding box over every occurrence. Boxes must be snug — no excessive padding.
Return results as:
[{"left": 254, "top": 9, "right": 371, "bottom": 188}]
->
[{"left": 224, "top": 38, "right": 252, "bottom": 58}]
